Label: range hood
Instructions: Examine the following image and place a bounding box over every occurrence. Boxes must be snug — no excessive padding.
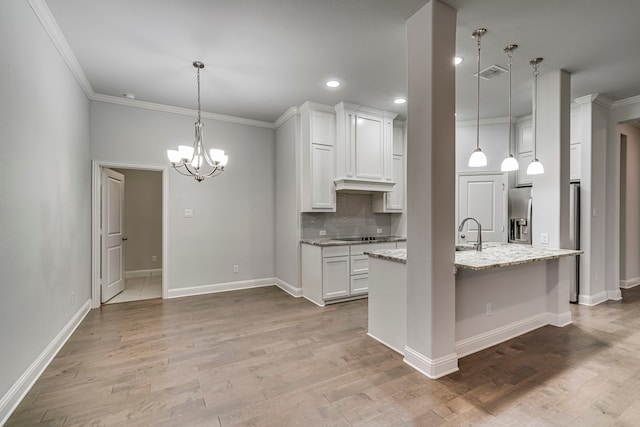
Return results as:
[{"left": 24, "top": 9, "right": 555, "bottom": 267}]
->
[{"left": 334, "top": 178, "right": 396, "bottom": 193}]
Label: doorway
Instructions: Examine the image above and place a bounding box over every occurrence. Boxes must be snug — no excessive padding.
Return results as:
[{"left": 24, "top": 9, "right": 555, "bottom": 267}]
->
[
  {"left": 91, "top": 162, "right": 168, "bottom": 308},
  {"left": 619, "top": 125, "right": 640, "bottom": 289}
]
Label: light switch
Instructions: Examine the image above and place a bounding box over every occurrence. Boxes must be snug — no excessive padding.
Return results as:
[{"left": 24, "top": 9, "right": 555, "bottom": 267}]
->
[
  {"left": 184, "top": 209, "right": 194, "bottom": 218},
  {"left": 540, "top": 233, "right": 549, "bottom": 244}
]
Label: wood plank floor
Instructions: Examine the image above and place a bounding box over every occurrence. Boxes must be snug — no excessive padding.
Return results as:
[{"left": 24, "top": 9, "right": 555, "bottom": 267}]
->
[{"left": 7, "top": 285, "right": 640, "bottom": 426}]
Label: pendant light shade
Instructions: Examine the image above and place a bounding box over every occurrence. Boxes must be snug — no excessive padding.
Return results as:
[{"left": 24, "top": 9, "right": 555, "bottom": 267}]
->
[
  {"left": 500, "top": 44, "right": 519, "bottom": 172},
  {"left": 526, "top": 57, "right": 544, "bottom": 176},
  {"left": 468, "top": 28, "right": 487, "bottom": 168}
]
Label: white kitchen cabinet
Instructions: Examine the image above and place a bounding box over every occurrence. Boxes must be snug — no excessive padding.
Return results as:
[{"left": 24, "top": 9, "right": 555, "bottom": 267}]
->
[
  {"left": 516, "top": 118, "right": 533, "bottom": 154},
  {"left": 373, "top": 121, "right": 405, "bottom": 213},
  {"left": 322, "top": 255, "right": 350, "bottom": 300},
  {"left": 334, "top": 102, "right": 397, "bottom": 192},
  {"left": 300, "top": 102, "right": 336, "bottom": 212},
  {"left": 570, "top": 143, "right": 582, "bottom": 181},
  {"left": 516, "top": 151, "right": 534, "bottom": 186}
]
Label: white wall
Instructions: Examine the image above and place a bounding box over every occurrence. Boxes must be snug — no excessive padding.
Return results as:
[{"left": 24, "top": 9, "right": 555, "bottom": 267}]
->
[
  {"left": 619, "top": 123, "right": 640, "bottom": 283},
  {"left": 456, "top": 122, "right": 512, "bottom": 173},
  {"left": 274, "top": 114, "right": 301, "bottom": 291},
  {"left": 90, "top": 101, "right": 275, "bottom": 291},
  {"left": 0, "top": 0, "right": 91, "bottom": 415},
  {"left": 112, "top": 168, "right": 162, "bottom": 272}
]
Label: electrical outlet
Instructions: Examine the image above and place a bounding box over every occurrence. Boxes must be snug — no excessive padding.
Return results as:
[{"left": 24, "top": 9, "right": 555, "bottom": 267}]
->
[
  {"left": 152, "top": 255, "right": 157, "bottom": 262},
  {"left": 377, "top": 228, "right": 383, "bottom": 234},
  {"left": 184, "top": 209, "right": 194, "bottom": 218},
  {"left": 233, "top": 264, "right": 239, "bottom": 273},
  {"left": 486, "top": 303, "right": 492, "bottom": 316},
  {"left": 540, "top": 233, "right": 549, "bottom": 244},
  {"left": 319, "top": 229, "right": 326, "bottom": 236}
]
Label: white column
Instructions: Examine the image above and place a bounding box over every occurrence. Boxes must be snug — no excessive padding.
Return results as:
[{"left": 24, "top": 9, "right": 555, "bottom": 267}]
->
[{"left": 405, "top": 0, "right": 457, "bottom": 379}]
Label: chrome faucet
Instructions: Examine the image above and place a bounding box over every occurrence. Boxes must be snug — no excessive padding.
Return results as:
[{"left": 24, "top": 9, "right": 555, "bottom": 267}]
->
[{"left": 458, "top": 217, "right": 483, "bottom": 251}]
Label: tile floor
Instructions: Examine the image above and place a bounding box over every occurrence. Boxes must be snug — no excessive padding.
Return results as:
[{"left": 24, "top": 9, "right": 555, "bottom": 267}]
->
[{"left": 103, "top": 274, "right": 162, "bottom": 304}]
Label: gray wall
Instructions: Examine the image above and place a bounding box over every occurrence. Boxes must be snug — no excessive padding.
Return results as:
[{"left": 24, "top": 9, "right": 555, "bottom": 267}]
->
[
  {"left": 456, "top": 122, "right": 512, "bottom": 173},
  {"left": 274, "top": 114, "right": 300, "bottom": 289},
  {"left": 0, "top": 0, "right": 91, "bottom": 403},
  {"left": 112, "top": 169, "right": 163, "bottom": 272},
  {"left": 620, "top": 124, "right": 640, "bottom": 282},
  {"left": 90, "top": 101, "right": 276, "bottom": 290}
]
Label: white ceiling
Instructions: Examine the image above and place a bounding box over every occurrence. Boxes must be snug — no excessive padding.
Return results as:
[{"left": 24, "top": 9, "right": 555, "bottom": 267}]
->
[{"left": 46, "top": 0, "right": 640, "bottom": 124}]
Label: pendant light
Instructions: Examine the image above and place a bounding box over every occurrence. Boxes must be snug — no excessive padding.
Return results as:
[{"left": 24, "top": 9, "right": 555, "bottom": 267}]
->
[
  {"left": 526, "top": 58, "right": 544, "bottom": 175},
  {"left": 500, "top": 44, "right": 519, "bottom": 172},
  {"left": 468, "top": 28, "right": 488, "bottom": 167},
  {"left": 167, "top": 61, "right": 229, "bottom": 182}
]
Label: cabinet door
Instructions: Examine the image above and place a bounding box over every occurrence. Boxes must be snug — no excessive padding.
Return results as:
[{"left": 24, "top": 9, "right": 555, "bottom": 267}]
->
[
  {"left": 457, "top": 173, "right": 506, "bottom": 243},
  {"left": 350, "top": 274, "right": 369, "bottom": 296},
  {"left": 311, "top": 144, "right": 335, "bottom": 209},
  {"left": 517, "top": 120, "right": 533, "bottom": 154},
  {"left": 322, "top": 256, "right": 350, "bottom": 299},
  {"left": 386, "top": 155, "right": 404, "bottom": 211},
  {"left": 312, "top": 110, "right": 335, "bottom": 146},
  {"left": 570, "top": 143, "right": 582, "bottom": 181},
  {"left": 354, "top": 113, "right": 384, "bottom": 180},
  {"left": 350, "top": 255, "right": 369, "bottom": 275},
  {"left": 516, "top": 152, "right": 534, "bottom": 186}
]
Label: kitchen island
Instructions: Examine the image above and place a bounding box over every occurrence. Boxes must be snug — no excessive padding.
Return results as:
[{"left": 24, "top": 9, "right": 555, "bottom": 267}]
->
[{"left": 366, "top": 242, "right": 582, "bottom": 364}]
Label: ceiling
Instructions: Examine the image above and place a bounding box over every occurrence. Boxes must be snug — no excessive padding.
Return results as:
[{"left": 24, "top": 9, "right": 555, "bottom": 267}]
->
[{"left": 46, "top": 0, "right": 640, "bottom": 124}]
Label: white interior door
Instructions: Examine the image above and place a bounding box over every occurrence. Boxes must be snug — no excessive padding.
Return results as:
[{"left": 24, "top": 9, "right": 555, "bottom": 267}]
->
[
  {"left": 101, "top": 168, "right": 125, "bottom": 303},
  {"left": 458, "top": 173, "right": 506, "bottom": 243}
]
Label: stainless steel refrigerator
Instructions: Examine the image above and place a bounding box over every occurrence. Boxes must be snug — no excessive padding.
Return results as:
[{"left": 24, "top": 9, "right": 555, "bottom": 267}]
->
[
  {"left": 508, "top": 187, "right": 532, "bottom": 245},
  {"left": 569, "top": 183, "right": 580, "bottom": 303}
]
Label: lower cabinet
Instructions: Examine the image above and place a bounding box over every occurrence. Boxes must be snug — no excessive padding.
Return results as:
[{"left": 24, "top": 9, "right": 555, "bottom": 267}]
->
[{"left": 301, "top": 242, "right": 400, "bottom": 306}]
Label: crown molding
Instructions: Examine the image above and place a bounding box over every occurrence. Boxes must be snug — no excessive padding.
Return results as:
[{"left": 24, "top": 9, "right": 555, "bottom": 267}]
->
[
  {"left": 611, "top": 94, "right": 640, "bottom": 110},
  {"left": 273, "top": 106, "right": 299, "bottom": 129},
  {"left": 27, "top": 0, "right": 95, "bottom": 98},
  {"left": 573, "top": 93, "right": 614, "bottom": 109},
  {"left": 91, "top": 94, "right": 274, "bottom": 129},
  {"left": 456, "top": 116, "right": 513, "bottom": 127}
]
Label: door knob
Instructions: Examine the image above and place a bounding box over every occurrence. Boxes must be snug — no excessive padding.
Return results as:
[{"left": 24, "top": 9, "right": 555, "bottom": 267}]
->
[{"left": 460, "top": 234, "right": 466, "bottom": 239}]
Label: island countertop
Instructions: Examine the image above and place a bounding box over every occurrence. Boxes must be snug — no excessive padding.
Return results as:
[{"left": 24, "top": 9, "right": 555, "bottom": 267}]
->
[
  {"left": 301, "top": 236, "right": 406, "bottom": 247},
  {"left": 366, "top": 242, "right": 582, "bottom": 270}
]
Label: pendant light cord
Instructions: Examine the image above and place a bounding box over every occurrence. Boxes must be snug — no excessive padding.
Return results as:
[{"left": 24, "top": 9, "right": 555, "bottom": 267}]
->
[
  {"left": 476, "top": 33, "right": 481, "bottom": 150},
  {"left": 508, "top": 50, "right": 512, "bottom": 153},
  {"left": 532, "top": 61, "right": 539, "bottom": 159},
  {"left": 196, "top": 66, "right": 202, "bottom": 124}
]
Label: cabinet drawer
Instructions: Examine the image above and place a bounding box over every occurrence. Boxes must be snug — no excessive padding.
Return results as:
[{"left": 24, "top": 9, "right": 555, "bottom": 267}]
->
[
  {"left": 350, "top": 274, "right": 369, "bottom": 296},
  {"left": 323, "top": 245, "right": 349, "bottom": 258},
  {"left": 350, "top": 255, "right": 369, "bottom": 275},
  {"left": 350, "top": 242, "right": 396, "bottom": 255}
]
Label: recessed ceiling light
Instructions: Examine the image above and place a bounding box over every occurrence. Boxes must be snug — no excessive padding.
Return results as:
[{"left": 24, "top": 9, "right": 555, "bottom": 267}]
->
[
  {"left": 454, "top": 56, "right": 464, "bottom": 66},
  {"left": 123, "top": 93, "right": 136, "bottom": 99},
  {"left": 393, "top": 98, "right": 407, "bottom": 105},
  {"left": 326, "top": 80, "right": 340, "bottom": 88}
]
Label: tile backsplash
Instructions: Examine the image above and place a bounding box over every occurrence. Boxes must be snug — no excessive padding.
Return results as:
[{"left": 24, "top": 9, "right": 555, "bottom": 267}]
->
[{"left": 301, "top": 193, "right": 392, "bottom": 239}]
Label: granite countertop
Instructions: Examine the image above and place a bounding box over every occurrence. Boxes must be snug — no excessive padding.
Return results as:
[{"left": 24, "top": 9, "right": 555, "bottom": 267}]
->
[
  {"left": 301, "top": 236, "right": 407, "bottom": 247},
  {"left": 366, "top": 242, "right": 582, "bottom": 270}
]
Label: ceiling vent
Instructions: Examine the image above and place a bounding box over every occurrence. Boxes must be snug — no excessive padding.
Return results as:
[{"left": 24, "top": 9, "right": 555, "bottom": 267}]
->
[{"left": 474, "top": 64, "right": 508, "bottom": 80}]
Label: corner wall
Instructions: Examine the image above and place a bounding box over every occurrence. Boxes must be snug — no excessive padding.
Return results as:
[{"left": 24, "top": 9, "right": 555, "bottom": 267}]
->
[
  {"left": 619, "top": 123, "right": 640, "bottom": 286},
  {"left": 0, "top": 0, "right": 91, "bottom": 420}
]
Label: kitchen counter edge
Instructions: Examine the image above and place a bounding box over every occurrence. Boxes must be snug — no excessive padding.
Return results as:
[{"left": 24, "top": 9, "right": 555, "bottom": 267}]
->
[{"left": 301, "top": 237, "right": 407, "bottom": 247}]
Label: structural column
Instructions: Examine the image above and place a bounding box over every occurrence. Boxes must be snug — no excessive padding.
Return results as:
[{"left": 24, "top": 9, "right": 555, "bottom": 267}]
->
[{"left": 405, "top": 0, "right": 457, "bottom": 378}]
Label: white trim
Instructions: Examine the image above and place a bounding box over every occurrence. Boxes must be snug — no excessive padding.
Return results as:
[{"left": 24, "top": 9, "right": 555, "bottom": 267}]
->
[
  {"left": 91, "top": 94, "right": 274, "bottom": 129},
  {"left": 367, "top": 333, "right": 405, "bottom": 356},
  {"left": 168, "top": 278, "right": 275, "bottom": 299},
  {"left": 302, "top": 295, "right": 325, "bottom": 307},
  {"left": 611, "top": 94, "right": 640, "bottom": 110},
  {"left": 124, "top": 269, "right": 163, "bottom": 279},
  {"left": 92, "top": 161, "right": 168, "bottom": 308},
  {"left": 516, "top": 114, "right": 533, "bottom": 123},
  {"left": 403, "top": 346, "right": 459, "bottom": 379},
  {"left": 0, "top": 300, "right": 91, "bottom": 425},
  {"left": 455, "top": 313, "right": 548, "bottom": 358},
  {"left": 578, "top": 290, "right": 608, "bottom": 306},
  {"left": 456, "top": 116, "right": 512, "bottom": 127},
  {"left": 27, "top": 0, "right": 94, "bottom": 98},
  {"left": 620, "top": 276, "right": 640, "bottom": 289},
  {"left": 607, "top": 289, "right": 623, "bottom": 301},
  {"left": 273, "top": 107, "right": 299, "bottom": 129},
  {"left": 274, "top": 278, "right": 302, "bottom": 297},
  {"left": 547, "top": 311, "right": 573, "bottom": 327}
]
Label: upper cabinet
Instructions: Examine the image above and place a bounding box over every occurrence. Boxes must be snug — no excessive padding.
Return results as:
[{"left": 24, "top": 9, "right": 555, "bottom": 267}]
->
[
  {"left": 516, "top": 117, "right": 533, "bottom": 186},
  {"left": 373, "top": 121, "right": 405, "bottom": 213},
  {"left": 300, "top": 102, "right": 336, "bottom": 212},
  {"left": 334, "top": 102, "right": 397, "bottom": 192},
  {"left": 570, "top": 104, "right": 582, "bottom": 181}
]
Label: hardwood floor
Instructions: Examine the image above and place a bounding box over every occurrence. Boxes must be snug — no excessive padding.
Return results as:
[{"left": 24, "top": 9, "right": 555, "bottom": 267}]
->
[{"left": 7, "top": 286, "right": 640, "bottom": 426}]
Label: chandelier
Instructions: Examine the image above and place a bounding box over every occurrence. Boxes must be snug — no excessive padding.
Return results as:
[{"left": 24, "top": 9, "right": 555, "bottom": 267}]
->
[{"left": 167, "top": 61, "right": 228, "bottom": 182}]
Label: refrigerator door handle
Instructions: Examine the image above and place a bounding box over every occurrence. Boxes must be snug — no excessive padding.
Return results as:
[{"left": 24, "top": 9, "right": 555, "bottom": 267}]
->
[{"left": 527, "top": 198, "right": 533, "bottom": 243}]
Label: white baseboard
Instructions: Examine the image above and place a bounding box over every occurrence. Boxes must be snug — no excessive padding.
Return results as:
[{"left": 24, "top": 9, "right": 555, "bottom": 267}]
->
[
  {"left": 607, "top": 289, "right": 623, "bottom": 301},
  {"left": 367, "top": 333, "right": 405, "bottom": 356},
  {"left": 620, "top": 276, "right": 640, "bottom": 289},
  {"left": 302, "top": 295, "right": 325, "bottom": 307},
  {"left": 403, "top": 346, "right": 459, "bottom": 379},
  {"left": 0, "top": 299, "right": 91, "bottom": 426},
  {"left": 167, "top": 278, "right": 275, "bottom": 299},
  {"left": 455, "top": 313, "right": 548, "bottom": 359},
  {"left": 547, "top": 311, "right": 573, "bottom": 327},
  {"left": 274, "top": 278, "right": 302, "bottom": 298},
  {"left": 124, "top": 268, "right": 162, "bottom": 279},
  {"left": 578, "top": 291, "right": 608, "bottom": 306}
]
